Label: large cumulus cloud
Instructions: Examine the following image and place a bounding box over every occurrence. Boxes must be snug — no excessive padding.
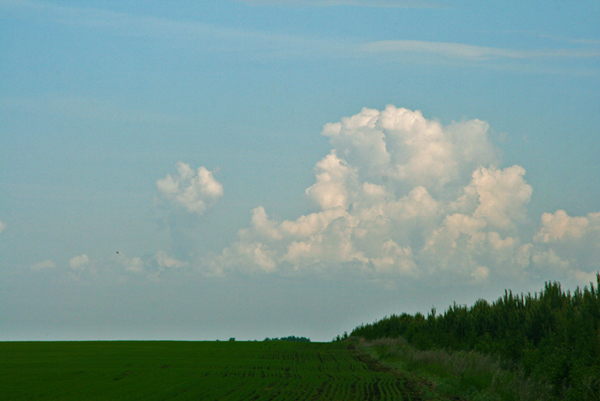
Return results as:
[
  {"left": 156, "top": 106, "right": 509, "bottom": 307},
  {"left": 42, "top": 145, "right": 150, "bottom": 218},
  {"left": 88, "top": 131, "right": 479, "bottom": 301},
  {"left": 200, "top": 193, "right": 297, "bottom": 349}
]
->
[{"left": 209, "top": 105, "right": 598, "bottom": 285}]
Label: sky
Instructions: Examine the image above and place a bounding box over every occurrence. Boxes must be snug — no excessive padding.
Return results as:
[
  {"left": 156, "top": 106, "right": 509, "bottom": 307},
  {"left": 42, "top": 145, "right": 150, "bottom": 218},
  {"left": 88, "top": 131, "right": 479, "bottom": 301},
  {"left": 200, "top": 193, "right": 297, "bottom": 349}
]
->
[{"left": 1, "top": 0, "right": 599, "bottom": 342}]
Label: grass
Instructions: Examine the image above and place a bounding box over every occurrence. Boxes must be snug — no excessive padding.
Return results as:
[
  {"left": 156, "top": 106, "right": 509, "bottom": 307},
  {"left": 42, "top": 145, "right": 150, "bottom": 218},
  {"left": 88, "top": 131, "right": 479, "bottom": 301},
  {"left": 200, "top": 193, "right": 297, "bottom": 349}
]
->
[
  {"left": 0, "top": 340, "right": 443, "bottom": 400},
  {"left": 354, "top": 337, "right": 555, "bottom": 401}
]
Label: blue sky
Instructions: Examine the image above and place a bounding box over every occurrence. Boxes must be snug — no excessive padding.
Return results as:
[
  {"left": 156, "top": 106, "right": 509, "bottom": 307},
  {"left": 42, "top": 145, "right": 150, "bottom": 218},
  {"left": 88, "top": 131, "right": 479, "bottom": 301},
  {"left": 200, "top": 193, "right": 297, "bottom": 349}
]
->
[{"left": 1, "top": 0, "right": 599, "bottom": 341}]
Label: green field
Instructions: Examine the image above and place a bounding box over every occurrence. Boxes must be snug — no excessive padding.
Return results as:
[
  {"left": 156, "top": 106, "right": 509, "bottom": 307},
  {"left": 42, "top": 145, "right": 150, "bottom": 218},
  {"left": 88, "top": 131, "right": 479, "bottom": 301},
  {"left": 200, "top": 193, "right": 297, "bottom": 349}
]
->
[{"left": 0, "top": 341, "right": 428, "bottom": 400}]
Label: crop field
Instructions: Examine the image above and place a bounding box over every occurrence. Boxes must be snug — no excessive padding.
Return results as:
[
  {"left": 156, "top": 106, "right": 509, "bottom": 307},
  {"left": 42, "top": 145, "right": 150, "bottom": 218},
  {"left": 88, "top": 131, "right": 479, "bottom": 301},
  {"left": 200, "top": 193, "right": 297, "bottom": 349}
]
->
[{"left": 0, "top": 341, "right": 425, "bottom": 400}]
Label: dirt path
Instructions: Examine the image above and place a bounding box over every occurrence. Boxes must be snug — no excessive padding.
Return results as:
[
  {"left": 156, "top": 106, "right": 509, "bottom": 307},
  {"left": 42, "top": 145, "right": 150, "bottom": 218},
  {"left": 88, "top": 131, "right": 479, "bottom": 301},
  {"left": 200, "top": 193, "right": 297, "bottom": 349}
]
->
[{"left": 349, "top": 343, "right": 466, "bottom": 401}]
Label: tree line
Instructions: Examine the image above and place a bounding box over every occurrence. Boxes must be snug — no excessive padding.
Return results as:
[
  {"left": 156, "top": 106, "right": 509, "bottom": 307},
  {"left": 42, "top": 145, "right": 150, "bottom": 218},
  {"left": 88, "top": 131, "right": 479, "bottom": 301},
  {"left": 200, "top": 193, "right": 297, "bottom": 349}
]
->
[
  {"left": 349, "top": 274, "right": 600, "bottom": 399},
  {"left": 263, "top": 336, "right": 311, "bottom": 342}
]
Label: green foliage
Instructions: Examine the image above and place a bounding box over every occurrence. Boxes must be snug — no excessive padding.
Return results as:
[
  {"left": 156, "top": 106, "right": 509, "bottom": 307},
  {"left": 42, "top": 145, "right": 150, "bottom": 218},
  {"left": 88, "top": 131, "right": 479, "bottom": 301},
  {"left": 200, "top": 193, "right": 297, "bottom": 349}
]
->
[
  {"left": 333, "top": 331, "right": 349, "bottom": 342},
  {"left": 357, "top": 337, "right": 553, "bottom": 401},
  {"left": 350, "top": 274, "right": 600, "bottom": 400}
]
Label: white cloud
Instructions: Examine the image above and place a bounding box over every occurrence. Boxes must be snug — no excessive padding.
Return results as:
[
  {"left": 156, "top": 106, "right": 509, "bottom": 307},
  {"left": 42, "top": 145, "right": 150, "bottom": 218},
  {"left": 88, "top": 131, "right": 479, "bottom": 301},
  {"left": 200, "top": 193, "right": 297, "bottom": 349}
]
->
[
  {"left": 535, "top": 210, "right": 591, "bottom": 243},
  {"left": 0, "top": 0, "right": 341, "bottom": 58},
  {"left": 468, "top": 165, "right": 532, "bottom": 229},
  {"left": 0, "top": 219, "right": 5, "bottom": 234},
  {"left": 16, "top": 102, "right": 597, "bottom": 287},
  {"left": 305, "top": 152, "right": 352, "bottom": 210},
  {"left": 204, "top": 105, "right": 599, "bottom": 287},
  {"left": 211, "top": 106, "right": 507, "bottom": 279},
  {"left": 3, "top": 1, "right": 597, "bottom": 74},
  {"left": 155, "top": 251, "right": 187, "bottom": 269},
  {"left": 66, "top": 254, "right": 94, "bottom": 280},
  {"left": 532, "top": 248, "right": 570, "bottom": 270},
  {"left": 69, "top": 254, "right": 90, "bottom": 270},
  {"left": 529, "top": 210, "right": 600, "bottom": 284},
  {"left": 116, "top": 253, "right": 145, "bottom": 273},
  {"left": 31, "top": 260, "right": 56, "bottom": 271},
  {"left": 360, "top": 40, "right": 600, "bottom": 61},
  {"left": 323, "top": 105, "right": 500, "bottom": 190},
  {"left": 471, "top": 266, "right": 490, "bottom": 283},
  {"left": 156, "top": 162, "right": 223, "bottom": 215}
]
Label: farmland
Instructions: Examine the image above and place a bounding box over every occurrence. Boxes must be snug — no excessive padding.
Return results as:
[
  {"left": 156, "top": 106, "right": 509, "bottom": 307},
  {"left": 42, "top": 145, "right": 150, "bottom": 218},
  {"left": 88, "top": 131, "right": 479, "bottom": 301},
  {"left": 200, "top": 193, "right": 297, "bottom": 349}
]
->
[{"left": 0, "top": 340, "right": 429, "bottom": 400}]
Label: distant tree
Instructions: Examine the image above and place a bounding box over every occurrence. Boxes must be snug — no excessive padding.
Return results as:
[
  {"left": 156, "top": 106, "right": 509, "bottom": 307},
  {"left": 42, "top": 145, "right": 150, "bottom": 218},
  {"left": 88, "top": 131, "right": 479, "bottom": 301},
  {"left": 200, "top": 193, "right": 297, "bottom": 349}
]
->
[
  {"left": 263, "top": 335, "right": 310, "bottom": 342},
  {"left": 229, "top": 337, "right": 235, "bottom": 342}
]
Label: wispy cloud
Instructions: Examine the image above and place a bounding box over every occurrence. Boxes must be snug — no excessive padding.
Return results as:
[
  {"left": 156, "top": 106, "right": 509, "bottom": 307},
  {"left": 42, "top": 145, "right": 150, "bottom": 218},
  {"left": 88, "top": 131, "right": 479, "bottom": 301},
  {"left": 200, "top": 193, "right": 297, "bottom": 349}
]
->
[
  {"left": 2, "top": 1, "right": 598, "bottom": 69},
  {"left": 31, "top": 260, "right": 56, "bottom": 271},
  {"left": 359, "top": 40, "right": 600, "bottom": 61},
  {"left": 0, "top": 0, "right": 340, "bottom": 57}
]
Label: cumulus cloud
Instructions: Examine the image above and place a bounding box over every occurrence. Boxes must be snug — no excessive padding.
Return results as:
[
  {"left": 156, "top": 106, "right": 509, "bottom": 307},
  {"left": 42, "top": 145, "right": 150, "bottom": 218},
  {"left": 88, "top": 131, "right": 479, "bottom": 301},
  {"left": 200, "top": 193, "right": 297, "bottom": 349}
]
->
[
  {"left": 156, "top": 162, "right": 223, "bottom": 215},
  {"left": 206, "top": 105, "right": 598, "bottom": 286},
  {"left": 530, "top": 210, "right": 600, "bottom": 282},
  {"left": 461, "top": 165, "right": 532, "bottom": 230},
  {"left": 212, "top": 106, "right": 502, "bottom": 278},
  {"left": 534, "top": 210, "right": 593, "bottom": 243}
]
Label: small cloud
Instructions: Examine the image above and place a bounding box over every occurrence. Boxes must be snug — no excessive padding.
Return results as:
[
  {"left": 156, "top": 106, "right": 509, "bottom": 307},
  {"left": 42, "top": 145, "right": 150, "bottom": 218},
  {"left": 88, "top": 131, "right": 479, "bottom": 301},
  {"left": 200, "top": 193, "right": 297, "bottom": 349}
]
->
[
  {"left": 0, "top": 219, "right": 5, "bottom": 234},
  {"left": 155, "top": 251, "right": 187, "bottom": 269},
  {"left": 470, "top": 266, "right": 490, "bottom": 284},
  {"left": 115, "top": 253, "right": 145, "bottom": 273},
  {"left": 156, "top": 162, "right": 223, "bottom": 215},
  {"left": 31, "top": 260, "right": 56, "bottom": 271},
  {"left": 69, "top": 254, "right": 90, "bottom": 270}
]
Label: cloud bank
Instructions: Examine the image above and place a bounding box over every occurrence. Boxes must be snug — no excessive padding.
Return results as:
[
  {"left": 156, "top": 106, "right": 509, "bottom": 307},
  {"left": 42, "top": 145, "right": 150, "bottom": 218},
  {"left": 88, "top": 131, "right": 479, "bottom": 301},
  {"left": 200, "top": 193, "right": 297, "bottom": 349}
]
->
[
  {"left": 24, "top": 106, "right": 598, "bottom": 287},
  {"left": 206, "top": 106, "right": 598, "bottom": 285}
]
